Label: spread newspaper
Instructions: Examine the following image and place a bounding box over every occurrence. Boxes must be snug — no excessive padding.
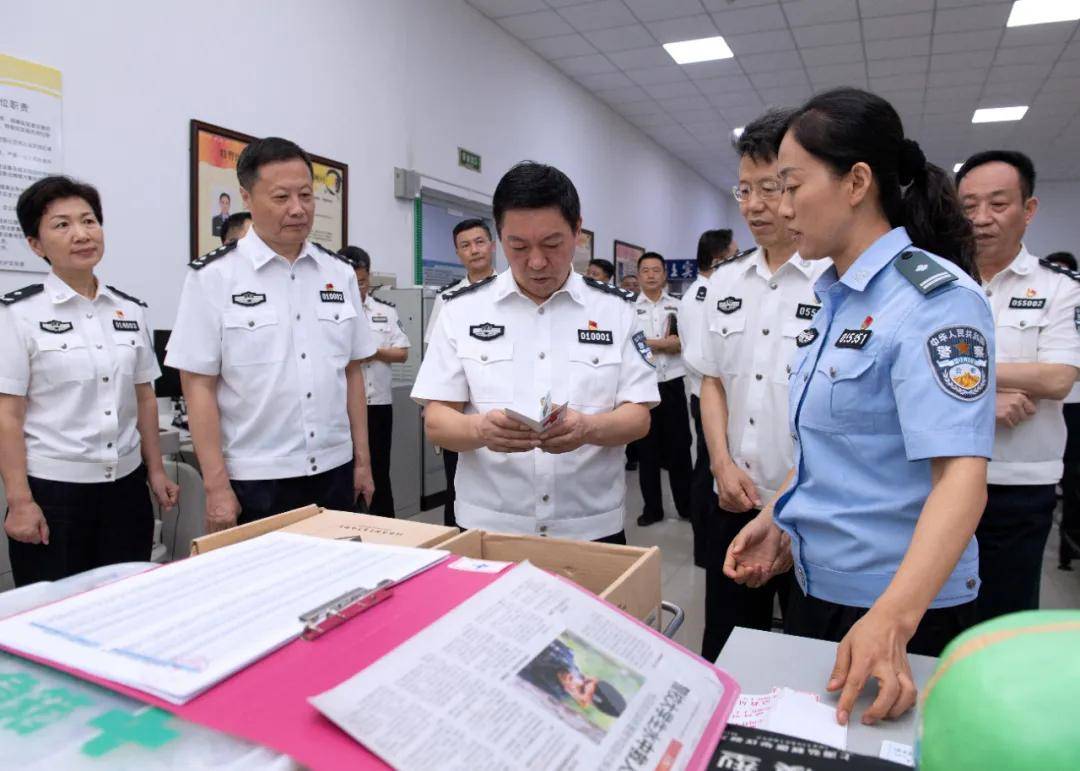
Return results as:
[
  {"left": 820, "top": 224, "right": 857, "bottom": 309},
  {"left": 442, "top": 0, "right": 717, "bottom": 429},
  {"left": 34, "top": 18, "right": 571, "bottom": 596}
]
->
[{"left": 311, "top": 562, "right": 737, "bottom": 770}]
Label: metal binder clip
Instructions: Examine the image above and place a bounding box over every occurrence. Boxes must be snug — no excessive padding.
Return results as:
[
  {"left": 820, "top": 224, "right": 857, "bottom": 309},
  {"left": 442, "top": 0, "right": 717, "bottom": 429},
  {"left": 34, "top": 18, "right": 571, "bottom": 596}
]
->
[{"left": 299, "top": 579, "right": 395, "bottom": 640}]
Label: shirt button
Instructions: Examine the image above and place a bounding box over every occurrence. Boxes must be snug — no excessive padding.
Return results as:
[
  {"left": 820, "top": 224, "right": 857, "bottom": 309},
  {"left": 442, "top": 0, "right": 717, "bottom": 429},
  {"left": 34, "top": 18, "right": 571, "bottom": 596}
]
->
[
  {"left": 768, "top": 282, "right": 777, "bottom": 290},
  {"left": 61, "top": 343, "right": 68, "bottom": 350},
  {"left": 334, "top": 314, "right": 340, "bottom": 320},
  {"left": 296, "top": 314, "right": 301, "bottom": 321},
  {"left": 539, "top": 524, "right": 548, "bottom": 532},
  {"left": 755, "top": 373, "right": 763, "bottom": 380},
  {"left": 539, "top": 352, "right": 546, "bottom": 360},
  {"left": 107, "top": 442, "right": 113, "bottom": 448},
  {"left": 306, "top": 392, "right": 312, "bottom": 399},
  {"left": 542, "top": 494, "right": 550, "bottom": 502},
  {"left": 749, "top": 418, "right": 755, "bottom": 425},
  {"left": 802, "top": 374, "right": 808, "bottom": 382},
  {"left": 966, "top": 578, "right": 976, "bottom": 590},
  {"left": 309, "top": 457, "right": 316, "bottom": 463},
  {"left": 721, "top": 327, "right": 728, "bottom": 334},
  {"left": 744, "top": 461, "right": 751, "bottom": 469},
  {"left": 105, "top": 473, "right": 112, "bottom": 480},
  {"left": 829, "top": 366, "right": 837, "bottom": 377},
  {"left": 791, "top": 433, "right": 798, "bottom": 442},
  {"left": 104, "top": 410, "right": 112, "bottom": 416},
  {"left": 102, "top": 376, "right": 109, "bottom": 383},
  {"left": 301, "top": 353, "right": 306, "bottom": 359},
  {"left": 985, "top": 289, "right": 993, "bottom": 297},
  {"left": 86, "top": 312, "right": 93, "bottom": 319},
  {"left": 785, "top": 365, "right": 792, "bottom": 375},
  {"left": 1019, "top": 320, "right": 1027, "bottom": 328},
  {"left": 538, "top": 308, "right": 545, "bottom": 315},
  {"left": 248, "top": 320, "right": 255, "bottom": 328},
  {"left": 309, "top": 431, "right": 315, "bottom": 438},
  {"left": 96, "top": 344, "right": 103, "bottom": 350},
  {"left": 480, "top": 354, "right": 488, "bottom": 362},
  {"left": 762, "top": 329, "right": 770, "bottom": 335},
  {"left": 311, "top": 465, "right": 318, "bottom": 472},
  {"left": 291, "top": 275, "right": 296, "bottom": 281},
  {"left": 592, "top": 356, "right": 599, "bottom": 364}
]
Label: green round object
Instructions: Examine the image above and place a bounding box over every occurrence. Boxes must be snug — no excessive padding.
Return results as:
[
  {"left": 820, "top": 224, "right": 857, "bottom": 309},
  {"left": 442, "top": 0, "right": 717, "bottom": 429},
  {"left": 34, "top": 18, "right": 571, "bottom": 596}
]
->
[{"left": 918, "top": 610, "right": 1080, "bottom": 770}]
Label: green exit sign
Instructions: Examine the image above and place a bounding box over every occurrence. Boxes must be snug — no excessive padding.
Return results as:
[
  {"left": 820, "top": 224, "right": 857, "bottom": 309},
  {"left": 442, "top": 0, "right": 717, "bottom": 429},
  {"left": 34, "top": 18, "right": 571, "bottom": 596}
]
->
[{"left": 458, "top": 147, "right": 481, "bottom": 173}]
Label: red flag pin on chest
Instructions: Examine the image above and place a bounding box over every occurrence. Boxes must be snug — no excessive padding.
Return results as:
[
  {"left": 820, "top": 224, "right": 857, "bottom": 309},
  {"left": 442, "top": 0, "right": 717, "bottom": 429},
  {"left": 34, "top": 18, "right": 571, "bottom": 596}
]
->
[{"left": 860, "top": 315, "right": 873, "bottom": 330}]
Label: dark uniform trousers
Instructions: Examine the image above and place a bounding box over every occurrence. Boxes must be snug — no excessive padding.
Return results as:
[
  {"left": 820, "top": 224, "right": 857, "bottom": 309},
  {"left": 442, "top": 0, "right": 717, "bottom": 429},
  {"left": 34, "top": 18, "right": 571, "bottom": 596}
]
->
[
  {"left": 442, "top": 449, "right": 458, "bottom": 528},
  {"left": 689, "top": 394, "right": 712, "bottom": 568},
  {"left": 975, "top": 483, "right": 1056, "bottom": 623},
  {"left": 1060, "top": 402, "right": 1080, "bottom": 568},
  {"left": 7, "top": 464, "right": 155, "bottom": 587},
  {"left": 785, "top": 590, "right": 975, "bottom": 658},
  {"left": 365, "top": 404, "right": 395, "bottom": 518},
  {"left": 232, "top": 461, "right": 355, "bottom": 525},
  {"left": 701, "top": 505, "right": 790, "bottom": 662},
  {"left": 637, "top": 377, "right": 693, "bottom": 521}
]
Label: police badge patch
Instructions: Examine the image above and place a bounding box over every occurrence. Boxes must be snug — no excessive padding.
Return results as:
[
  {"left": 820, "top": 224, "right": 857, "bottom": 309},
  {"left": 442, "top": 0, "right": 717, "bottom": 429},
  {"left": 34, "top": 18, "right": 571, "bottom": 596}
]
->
[
  {"left": 631, "top": 330, "right": 655, "bottom": 368},
  {"left": 716, "top": 296, "right": 742, "bottom": 314},
  {"left": 39, "top": 320, "right": 73, "bottom": 334},
  {"left": 926, "top": 326, "right": 989, "bottom": 401},
  {"left": 232, "top": 291, "right": 266, "bottom": 306},
  {"left": 469, "top": 323, "right": 505, "bottom": 341},
  {"left": 795, "top": 328, "right": 818, "bottom": 347}
]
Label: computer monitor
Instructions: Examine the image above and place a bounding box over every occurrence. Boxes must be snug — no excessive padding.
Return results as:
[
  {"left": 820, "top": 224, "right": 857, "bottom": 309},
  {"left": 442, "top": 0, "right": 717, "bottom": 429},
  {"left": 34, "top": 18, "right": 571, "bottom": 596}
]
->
[{"left": 153, "top": 329, "right": 182, "bottom": 399}]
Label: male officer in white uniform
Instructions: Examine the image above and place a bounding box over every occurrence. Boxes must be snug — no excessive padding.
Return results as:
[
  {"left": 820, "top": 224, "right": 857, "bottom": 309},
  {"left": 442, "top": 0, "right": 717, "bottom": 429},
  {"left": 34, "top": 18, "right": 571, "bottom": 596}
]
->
[
  {"left": 686, "top": 108, "right": 831, "bottom": 660},
  {"left": 633, "top": 252, "right": 693, "bottom": 527},
  {"left": 412, "top": 161, "right": 658, "bottom": 543},
  {"left": 167, "top": 137, "right": 377, "bottom": 530},
  {"left": 340, "top": 245, "right": 410, "bottom": 518},
  {"left": 678, "top": 229, "right": 735, "bottom": 566},
  {"left": 425, "top": 217, "right": 497, "bottom": 527},
  {"left": 957, "top": 150, "right": 1080, "bottom": 622}
]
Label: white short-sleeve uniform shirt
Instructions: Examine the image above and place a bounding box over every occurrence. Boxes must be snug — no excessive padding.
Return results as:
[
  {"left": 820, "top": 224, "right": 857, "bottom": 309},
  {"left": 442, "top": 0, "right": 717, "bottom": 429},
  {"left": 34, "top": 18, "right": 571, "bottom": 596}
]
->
[
  {"left": 633, "top": 290, "right": 686, "bottom": 384},
  {"left": 411, "top": 271, "right": 660, "bottom": 540},
  {"left": 165, "top": 229, "right": 377, "bottom": 481},
  {"left": 360, "top": 293, "right": 410, "bottom": 406},
  {"left": 0, "top": 274, "right": 161, "bottom": 483}
]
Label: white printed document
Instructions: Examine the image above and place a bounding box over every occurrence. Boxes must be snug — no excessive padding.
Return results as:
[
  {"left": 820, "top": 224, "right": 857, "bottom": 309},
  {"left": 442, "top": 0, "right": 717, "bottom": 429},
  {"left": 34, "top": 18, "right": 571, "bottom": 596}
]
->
[
  {"left": 729, "top": 687, "right": 847, "bottom": 750},
  {"left": 0, "top": 532, "right": 445, "bottom": 704},
  {"left": 311, "top": 562, "right": 733, "bottom": 771}
]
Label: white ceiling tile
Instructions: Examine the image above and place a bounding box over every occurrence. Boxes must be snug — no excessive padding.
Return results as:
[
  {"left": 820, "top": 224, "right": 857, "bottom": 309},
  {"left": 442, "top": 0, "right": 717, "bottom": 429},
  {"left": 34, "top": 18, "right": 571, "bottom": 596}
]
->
[
  {"left": 525, "top": 33, "right": 597, "bottom": 59},
  {"left": 709, "top": 3, "right": 786, "bottom": 35},
  {"left": 608, "top": 46, "right": 673, "bottom": 70},
  {"left": 750, "top": 67, "right": 809, "bottom": 89},
  {"left": 993, "top": 45, "right": 1063, "bottom": 66},
  {"left": 659, "top": 95, "right": 712, "bottom": 113},
  {"left": 704, "top": 89, "right": 764, "bottom": 110},
  {"left": 933, "top": 0, "right": 1012, "bottom": 9},
  {"left": 644, "top": 14, "right": 719, "bottom": 44},
  {"left": 695, "top": 74, "right": 756, "bottom": 94},
  {"left": 925, "top": 84, "right": 981, "bottom": 102},
  {"left": 869, "top": 72, "right": 928, "bottom": 91},
  {"left": 1061, "top": 40, "right": 1080, "bottom": 61},
  {"left": 702, "top": 0, "right": 779, "bottom": 10},
  {"left": 726, "top": 28, "right": 796, "bottom": 56},
  {"left": 981, "top": 80, "right": 1046, "bottom": 102},
  {"left": 581, "top": 24, "right": 656, "bottom": 53},
  {"left": 623, "top": 0, "right": 707, "bottom": 23},
  {"left": 808, "top": 62, "right": 868, "bottom": 86},
  {"left": 800, "top": 42, "right": 864, "bottom": 66},
  {"left": 988, "top": 63, "right": 1054, "bottom": 83},
  {"left": 931, "top": 29, "right": 1002, "bottom": 55},
  {"left": 557, "top": 1, "right": 639, "bottom": 32},
  {"left": 930, "top": 50, "right": 995, "bottom": 72},
  {"left": 933, "top": 4, "right": 1011, "bottom": 33},
  {"left": 866, "top": 36, "right": 931, "bottom": 60},
  {"left": 594, "top": 83, "right": 650, "bottom": 102},
  {"left": 1050, "top": 58, "right": 1080, "bottom": 78},
  {"left": 466, "top": 0, "right": 548, "bottom": 17},
  {"left": 630, "top": 112, "right": 679, "bottom": 129},
  {"left": 757, "top": 85, "right": 813, "bottom": 105},
  {"left": 547, "top": 0, "right": 594, "bottom": 5},
  {"left": 783, "top": 0, "right": 859, "bottom": 27},
  {"left": 626, "top": 65, "right": 691, "bottom": 85},
  {"left": 497, "top": 10, "right": 574, "bottom": 40},
  {"left": 642, "top": 80, "right": 703, "bottom": 99},
  {"left": 864, "top": 12, "right": 932, "bottom": 41},
  {"left": 616, "top": 99, "right": 663, "bottom": 116},
  {"left": 928, "top": 67, "right": 986, "bottom": 87},
  {"left": 669, "top": 107, "right": 723, "bottom": 123},
  {"left": 683, "top": 58, "right": 744, "bottom": 80},
  {"left": 737, "top": 49, "right": 804, "bottom": 73},
  {"left": 577, "top": 71, "right": 636, "bottom": 90},
  {"left": 554, "top": 53, "right": 617, "bottom": 76},
  {"left": 858, "top": 0, "right": 932, "bottom": 17},
  {"left": 999, "top": 23, "right": 1077, "bottom": 49},
  {"left": 874, "top": 87, "right": 924, "bottom": 108},
  {"left": 867, "top": 55, "right": 927, "bottom": 78},
  {"left": 1028, "top": 94, "right": 1080, "bottom": 116},
  {"left": 793, "top": 21, "right": 862, "bottom": 48},
  {"left": 719, "top": 101, "right": 778, "bottom": 126}
]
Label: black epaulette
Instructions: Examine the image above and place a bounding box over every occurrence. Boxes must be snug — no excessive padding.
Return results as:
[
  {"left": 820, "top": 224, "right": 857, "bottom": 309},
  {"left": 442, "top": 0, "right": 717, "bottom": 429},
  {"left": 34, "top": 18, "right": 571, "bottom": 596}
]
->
[
  {"left": 0, "top": 283, "right": 43, "bottom": 305},
  {"left": 371, "top": 294, "right": 395, "bottom": 307},
  {"left": 189, "top": 240, "right": 237, "bottom": 270},
  {"left": 726, "top": 247, "right": 755, "bottom": 263},
  {"left": 443, "top": 273, "right": 496, "bottom": 301},
  {"left": 436, "top": 277, "right": 461, "bottom": 294},
  {"left": 583, "top": 275, "right": 634, "bottom": 301},
  {"left": 1039, "top": 257, "right": 1080, "bottom": 283},
  {"left": 894, "top": 250, "right": 958, "bottom": 295},
  {"left": 669, "top": 292, "right": 682, "bottom": 300},
  {"left": 106, "top": 285, "right": 148, "bottom": 307},
  {"left": 314, "top": 242, "right": 354, "bottom": 267}
]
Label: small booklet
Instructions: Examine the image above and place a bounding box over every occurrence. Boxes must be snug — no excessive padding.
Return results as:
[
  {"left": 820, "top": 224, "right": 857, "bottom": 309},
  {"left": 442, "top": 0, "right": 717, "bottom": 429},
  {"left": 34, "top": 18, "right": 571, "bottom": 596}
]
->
[{"left": 505, "top": 392, "right": 567, "bottom": 433}]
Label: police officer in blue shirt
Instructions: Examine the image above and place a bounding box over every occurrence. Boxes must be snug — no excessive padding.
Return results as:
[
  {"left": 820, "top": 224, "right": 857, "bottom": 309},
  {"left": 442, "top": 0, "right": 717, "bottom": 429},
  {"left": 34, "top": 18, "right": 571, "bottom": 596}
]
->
[{"left": 724, "top": 88, "right": 995, "bottom": 726}]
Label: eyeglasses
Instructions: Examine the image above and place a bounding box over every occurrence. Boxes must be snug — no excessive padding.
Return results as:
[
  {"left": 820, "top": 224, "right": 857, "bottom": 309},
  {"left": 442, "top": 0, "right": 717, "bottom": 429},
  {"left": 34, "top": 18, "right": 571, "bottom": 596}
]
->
[{"left": 732, "top": 180, "right": 782, "bottom": 203}]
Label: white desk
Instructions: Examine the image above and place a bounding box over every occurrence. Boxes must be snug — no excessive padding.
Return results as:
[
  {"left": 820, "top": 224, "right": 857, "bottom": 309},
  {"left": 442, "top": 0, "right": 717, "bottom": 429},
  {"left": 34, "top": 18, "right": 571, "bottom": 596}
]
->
[{"left": 716, "top": 627, "right": 936, "bottom": 758}]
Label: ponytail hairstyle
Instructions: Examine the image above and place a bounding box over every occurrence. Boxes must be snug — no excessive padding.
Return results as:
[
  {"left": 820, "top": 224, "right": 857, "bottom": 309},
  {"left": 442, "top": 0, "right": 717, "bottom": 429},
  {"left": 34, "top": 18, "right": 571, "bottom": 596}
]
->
[{"left": 781, "top": 87, "right": 976, "bottom": 278}]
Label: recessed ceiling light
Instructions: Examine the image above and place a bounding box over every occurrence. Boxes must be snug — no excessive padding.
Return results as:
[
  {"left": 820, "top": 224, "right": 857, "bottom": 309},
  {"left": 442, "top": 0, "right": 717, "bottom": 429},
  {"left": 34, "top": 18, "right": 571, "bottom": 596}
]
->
[
  {"left": 953, "top": 162, "right": 964, "bottom": 173},
  {"left": 971, "top": 106, "right": 1028, "bottom": 123},
  {"left": 1006, "top": 0, "right": 1080, "bottom": 27},
  {"left": 663, "top": 36, "right": 734, "bottom": 65},
  {"left": 732, "top": 126, "right": 745, "bottom": 138}
]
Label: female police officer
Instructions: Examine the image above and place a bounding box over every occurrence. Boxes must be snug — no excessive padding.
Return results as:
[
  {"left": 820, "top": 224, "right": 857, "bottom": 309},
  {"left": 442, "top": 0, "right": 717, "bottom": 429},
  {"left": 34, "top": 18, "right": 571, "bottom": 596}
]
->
[
  {"left": 0, "top": 176, "right": 178, "bottom": 586},
  {"left": 724, "top": 89, "right": 995, "bottom": 726}
]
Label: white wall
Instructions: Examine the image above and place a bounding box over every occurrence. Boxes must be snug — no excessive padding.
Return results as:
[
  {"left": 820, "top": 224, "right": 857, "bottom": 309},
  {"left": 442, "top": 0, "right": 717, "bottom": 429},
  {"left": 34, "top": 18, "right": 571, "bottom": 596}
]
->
[{"left": 0, "top": 0, "right": 728, "bottom": 328}]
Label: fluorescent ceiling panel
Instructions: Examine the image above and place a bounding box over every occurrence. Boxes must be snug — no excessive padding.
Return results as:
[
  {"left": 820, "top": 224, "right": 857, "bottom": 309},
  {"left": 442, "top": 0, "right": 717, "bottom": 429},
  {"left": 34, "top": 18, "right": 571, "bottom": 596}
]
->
[{"left": 663, "top": 36, "right": 734, "bottom": 65}]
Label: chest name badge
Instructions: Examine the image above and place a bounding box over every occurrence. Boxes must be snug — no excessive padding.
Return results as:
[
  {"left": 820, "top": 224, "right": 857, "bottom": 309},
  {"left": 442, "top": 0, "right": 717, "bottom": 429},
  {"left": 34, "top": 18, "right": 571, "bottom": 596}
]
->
[
  {"left": 795, "top": 328, "right": 819, "bottom": 347},
  {"left": 695, "top": 285, "right": 707, "bottom": 302},
  {"left": 371, "top": 315, "right": 388, "bottom": 324},
  {"left": 113, "top": 319, "right": 140, "bottom": 332},
  {"left": 232, "top": 291, "right": 266, "bottom": 307},
  {"left": 796, "top": 303, "right": 820, "bottom": 320},
  {"left": 578, "top": 328, "right": 613, "bottom": 345},
  {"left": 835, "top": 329, "right": 872, "bottom": 349},
  {"left": 320, "top": 290, "right": 345, "bottom": 303},
  {"left": 1008, "top": 297, "right": 1045, "bottom": 310},
  {"left": 469, "top": 323, "right": 505, "bottom": 341},
  {"left": 39, "top": 319, "right": 73, "bottom": 334},
  {"left": 927, "top": 326, "right": 989, "bottom": 401},
  {"left": 631, "top": 330, "right": 655, "bottom": 368},
  {"left": 716, "top": 296, "right": 742, "bottom": 314}
]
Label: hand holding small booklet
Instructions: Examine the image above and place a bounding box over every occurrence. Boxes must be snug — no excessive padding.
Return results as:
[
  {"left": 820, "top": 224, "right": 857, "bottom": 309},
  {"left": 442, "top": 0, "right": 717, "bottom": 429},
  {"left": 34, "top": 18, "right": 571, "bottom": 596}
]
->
[{"left": 505, "top": 392, "right": 567, "bottom": 433}]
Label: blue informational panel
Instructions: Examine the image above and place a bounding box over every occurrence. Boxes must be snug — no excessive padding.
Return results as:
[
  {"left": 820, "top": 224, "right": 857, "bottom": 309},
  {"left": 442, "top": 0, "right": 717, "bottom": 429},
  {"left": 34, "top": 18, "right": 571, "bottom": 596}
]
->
[{"left": 666, "top": 259, "right": 697, "bottom": 282}]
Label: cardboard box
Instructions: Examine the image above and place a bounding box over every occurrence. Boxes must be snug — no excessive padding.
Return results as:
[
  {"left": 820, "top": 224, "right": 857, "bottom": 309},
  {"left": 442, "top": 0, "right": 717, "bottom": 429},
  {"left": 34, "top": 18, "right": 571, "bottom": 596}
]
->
[
  {"left": 190, "top": 505, "right": 459, "bottom": 555},
  {"left": 437, "top": 530, "right": 662, "bottom": 628}
]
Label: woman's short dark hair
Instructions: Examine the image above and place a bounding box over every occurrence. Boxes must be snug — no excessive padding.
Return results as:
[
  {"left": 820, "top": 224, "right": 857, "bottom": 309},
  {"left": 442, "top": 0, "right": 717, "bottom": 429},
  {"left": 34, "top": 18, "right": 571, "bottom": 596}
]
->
[
  {"left": 16, "top": 175, "right": 103, "bottom": 240},
  {"left": 781, "top": 87, "right": 975, "bottom": 276},
  {"left": 452, "top": 218, "right": 492, "bottom": 242},
  {"left": 236, "top": 136, "right": 313, "bottom": 191},
  {"left": 338, "top": 245, "right": 371, "bottom": 271},
  {"left": 955, "top": 150, "right": 1036, "bottom": 200},
  {"left": 492, "top": 161, "right": 581, "bottom": 235},
  {"left": 697, "top": 229, "right": 733, "bottom": 270}
]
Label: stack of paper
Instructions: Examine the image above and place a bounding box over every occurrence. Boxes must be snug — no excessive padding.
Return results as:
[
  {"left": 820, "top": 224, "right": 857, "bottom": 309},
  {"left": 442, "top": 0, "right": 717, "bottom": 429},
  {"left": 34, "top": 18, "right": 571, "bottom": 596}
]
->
[
  {"left": 729, "top": 687, "right": 847, "bottom": 751},
  {"left": 0, "top": 533, "right": 445, "bottom": 704}
]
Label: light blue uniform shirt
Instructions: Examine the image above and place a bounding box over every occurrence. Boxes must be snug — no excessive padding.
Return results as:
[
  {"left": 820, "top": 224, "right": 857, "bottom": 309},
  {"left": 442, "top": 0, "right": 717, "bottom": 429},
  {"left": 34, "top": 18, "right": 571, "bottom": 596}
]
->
[{"left": 776, "top": 227, "right": 995, "bottom": 609}]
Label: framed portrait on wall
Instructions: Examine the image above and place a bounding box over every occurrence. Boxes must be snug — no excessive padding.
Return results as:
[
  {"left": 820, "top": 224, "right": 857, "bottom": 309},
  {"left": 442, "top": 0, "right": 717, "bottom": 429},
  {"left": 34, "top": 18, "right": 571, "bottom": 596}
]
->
[
  {"left": 189, "top": 120, "right": 348, "bottom": 260},
  {"left": 613, "top": 239, "right": 645, "bottom": 283},
  {"left": 572, "top": 228, "right": 594, "bottom": 274}
]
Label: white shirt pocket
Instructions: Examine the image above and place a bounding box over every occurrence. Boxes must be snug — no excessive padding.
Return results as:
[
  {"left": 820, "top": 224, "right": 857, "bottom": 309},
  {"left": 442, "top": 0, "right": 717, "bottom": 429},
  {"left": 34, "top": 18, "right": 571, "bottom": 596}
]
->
[
  {"left": 31, "top": 335, "right": 93, "bottom": 386},
  {"left": 222, "top": 309, "right": 286, "bottom": 366},
  {"left": 568, "top": 344, "right": 621, "bottom": 408},
  {"left": 459, "top": 339, "right": 515, "bottom": 404}
]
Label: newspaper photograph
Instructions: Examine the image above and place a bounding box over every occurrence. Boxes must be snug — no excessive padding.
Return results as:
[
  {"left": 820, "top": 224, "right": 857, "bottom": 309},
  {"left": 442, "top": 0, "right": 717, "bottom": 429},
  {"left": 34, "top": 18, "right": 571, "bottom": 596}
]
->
[{"left": 311, "top": 562, "right": 736, "bottom": 771}]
